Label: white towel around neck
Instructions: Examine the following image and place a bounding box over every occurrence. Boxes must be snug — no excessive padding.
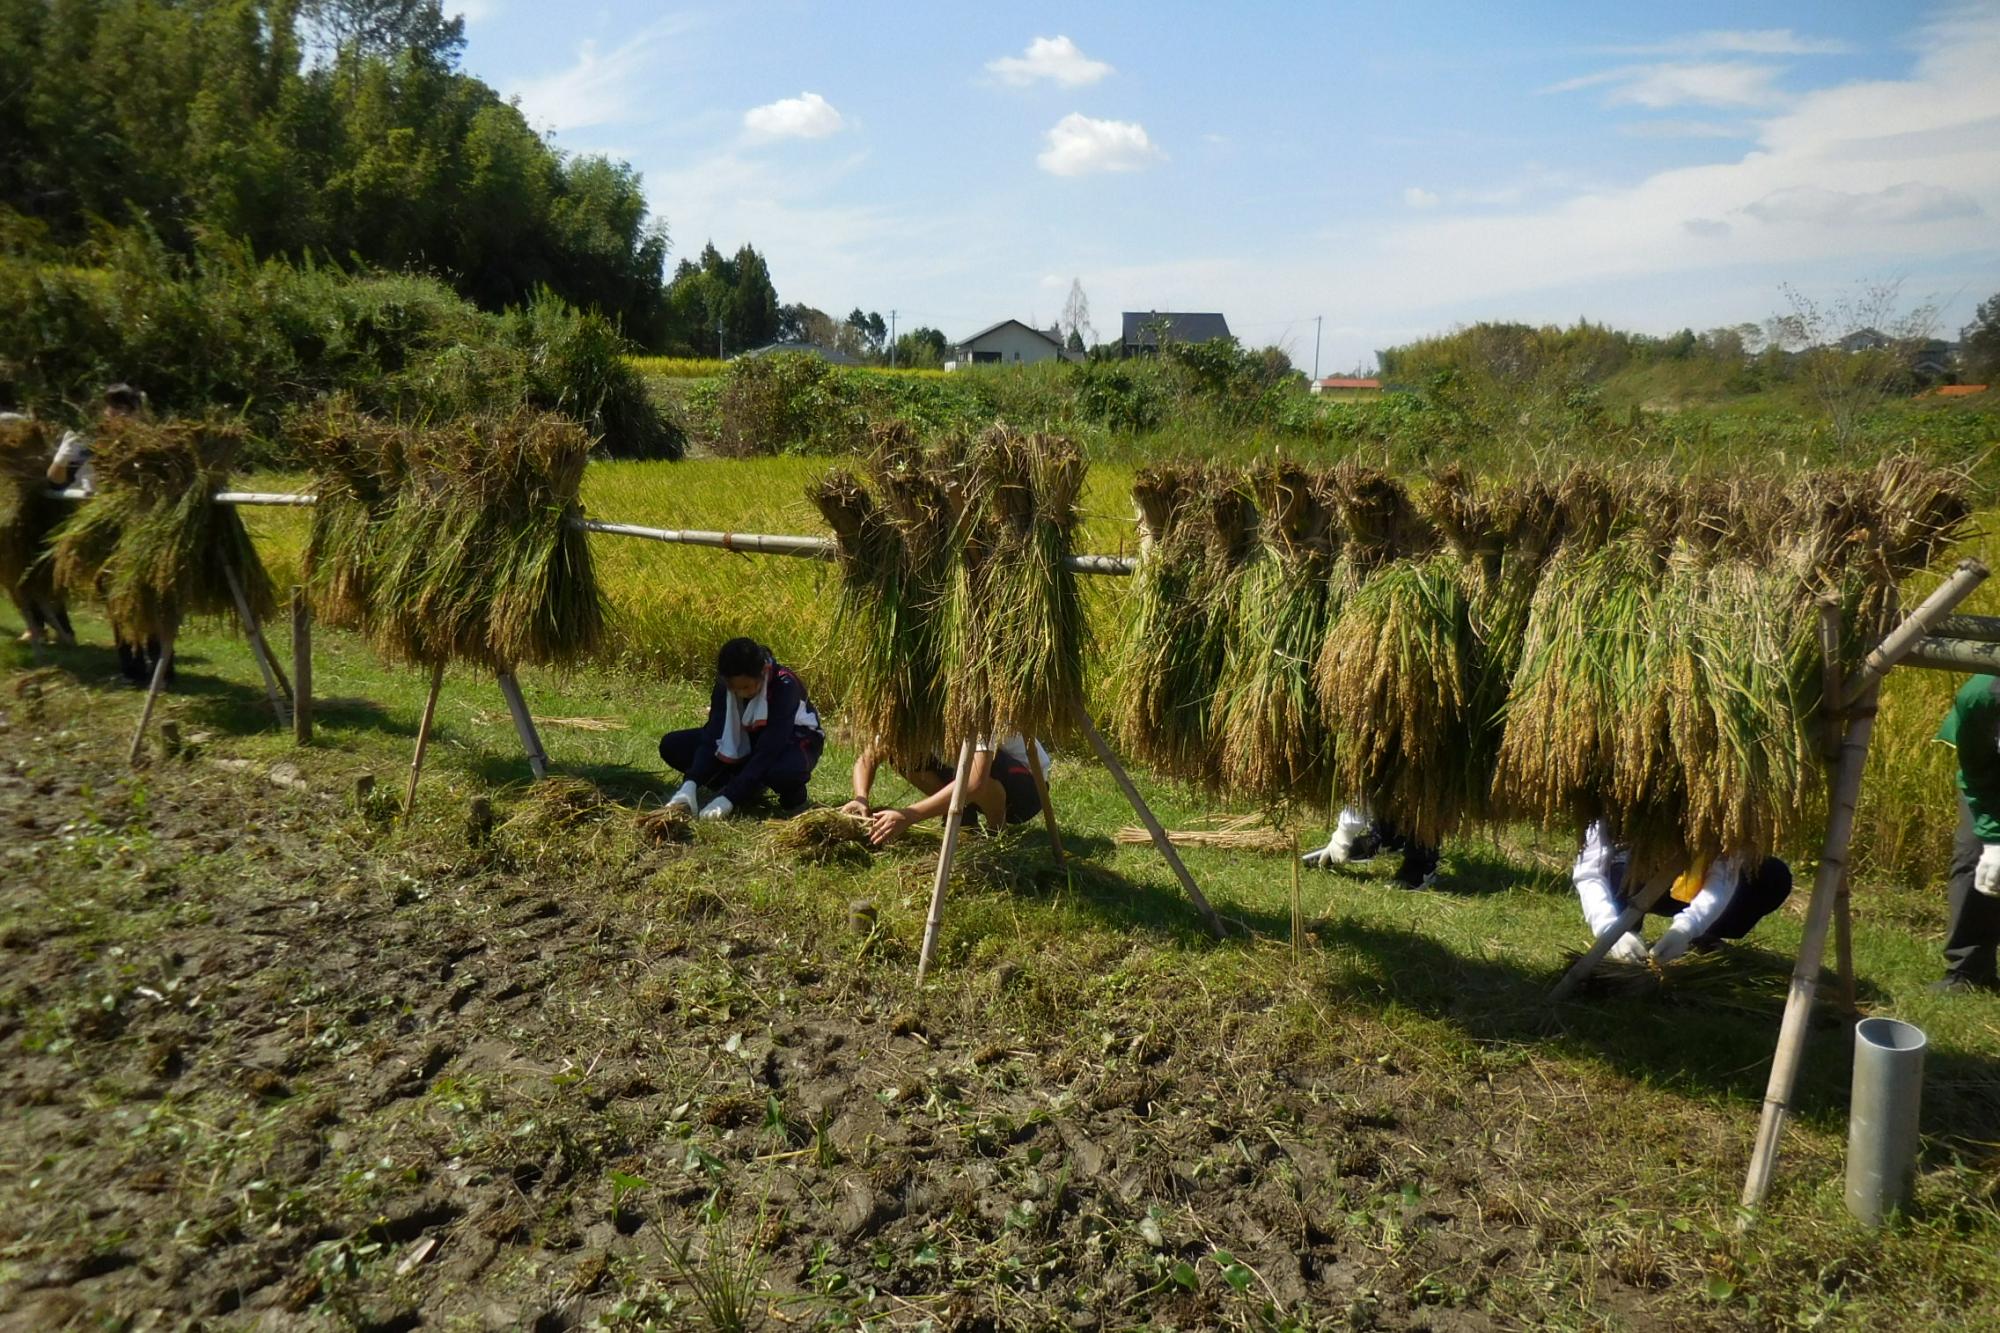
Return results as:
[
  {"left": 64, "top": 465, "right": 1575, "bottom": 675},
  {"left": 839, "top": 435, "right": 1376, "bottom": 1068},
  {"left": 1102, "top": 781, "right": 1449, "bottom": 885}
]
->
[{"left": 717, "top": 672, "right": 771, "bottom": 762}]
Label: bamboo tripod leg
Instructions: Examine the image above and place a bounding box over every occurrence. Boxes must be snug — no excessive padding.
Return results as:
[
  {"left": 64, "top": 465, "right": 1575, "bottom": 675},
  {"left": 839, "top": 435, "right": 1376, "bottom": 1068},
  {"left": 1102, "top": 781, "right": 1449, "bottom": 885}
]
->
[
  {"left": 291, "top": 586, "right": 313, "bottom": 745},
  {"left": 1022, "top": 735, "right": 1065, "bottom": 869},
  {"left": 127, "top": 633, "right": 175, "bottom": 765},
  {"left": 1740, "top": 685, "right": 1879, "bottom": 1212},
  {"left": 404, "top": 664, "right": 446, "bottom": 816},
  {"left": 496, "top": 671, "right": 549, "bottom": 780},
  {"left": 1070, "top": 699, "right": 1226, "bottom": 940},
  {"left": 1818, "top": 598, "right": 1856, "bottom": 1014},
  {"left": 1549, "top": 875, "right": 1676, "bottom": 1001},
  {"left": 223, "top": 562, "right": 290, "bottom": 728},
  {"left": 917, "top": 738, "right": 978, "bottom": 982}
]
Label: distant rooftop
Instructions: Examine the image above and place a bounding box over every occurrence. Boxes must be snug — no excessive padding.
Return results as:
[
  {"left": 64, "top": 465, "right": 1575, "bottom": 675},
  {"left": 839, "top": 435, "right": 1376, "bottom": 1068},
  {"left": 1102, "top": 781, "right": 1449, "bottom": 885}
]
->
[
  {"left": 1120, "top": 311, "right": 1232, "bottom": 348},
  {"left": 1314, "top": 376, "right": 1381, "bottom": 390}
]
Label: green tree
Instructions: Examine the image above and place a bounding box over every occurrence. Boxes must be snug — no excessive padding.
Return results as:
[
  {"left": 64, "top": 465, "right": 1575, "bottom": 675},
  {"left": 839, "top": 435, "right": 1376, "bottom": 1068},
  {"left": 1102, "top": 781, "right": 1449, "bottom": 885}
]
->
[{"left": 1961, "top": 293, "right": 2000, "bottom": 383}]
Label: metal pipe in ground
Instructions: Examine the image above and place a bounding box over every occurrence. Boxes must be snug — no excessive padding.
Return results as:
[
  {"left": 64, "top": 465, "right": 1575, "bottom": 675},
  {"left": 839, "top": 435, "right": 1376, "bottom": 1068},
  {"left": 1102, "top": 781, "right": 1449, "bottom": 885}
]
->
[{"left": 1846, "top": 1017, "right": 1927, "bottom": 1227}]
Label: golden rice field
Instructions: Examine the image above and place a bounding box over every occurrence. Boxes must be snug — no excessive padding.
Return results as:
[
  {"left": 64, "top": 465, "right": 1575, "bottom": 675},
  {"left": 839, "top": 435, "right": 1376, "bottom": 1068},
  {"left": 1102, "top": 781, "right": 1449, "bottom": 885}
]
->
[
  {"left": 625, "top": 356, "right": 952, "bottom": 379},
  {"left": 238, "top": 456, "right": 1994, "bottom": 889}
]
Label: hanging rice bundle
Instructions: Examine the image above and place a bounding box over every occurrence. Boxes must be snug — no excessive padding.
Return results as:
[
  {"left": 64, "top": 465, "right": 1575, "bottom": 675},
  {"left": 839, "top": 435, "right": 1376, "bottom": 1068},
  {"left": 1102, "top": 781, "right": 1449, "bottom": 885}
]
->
[
  {"left": 295, "top": 402, "right": 409, "bottom": 630},
  {"left": 1318, "top": 552, "right": 1478, "bottom": 846},
  {"left": 0, "top": 416, "right": 64, "bottom": 618},
  {"left": 1215, "top": 461, "right": 1342, "bottom": 800},
  {"left": 50, "top": 416, "right": 273, "bottom": 643},
  {"left": 1117, "top": 465, "right": 1257, "bottom": 784},
  {"left": 940, "top": 425, "right": 1088, "bottom": 748},
  {"left": 367, "top": 410, "right": 601, "bottom": 670}
]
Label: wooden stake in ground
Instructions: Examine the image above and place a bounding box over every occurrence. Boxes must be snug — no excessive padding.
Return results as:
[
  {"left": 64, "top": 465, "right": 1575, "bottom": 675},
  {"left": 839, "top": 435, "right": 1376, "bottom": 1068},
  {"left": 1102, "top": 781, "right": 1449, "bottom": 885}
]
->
[
  {"left": 404, "top": 663, "right": 446, "bottom": 816},
  {"left": 495, "top": 670, "right": 549, "bottom": 780},
  {"left": 1070, "top": 699, "right": 1226, "bottom": 939},
  {"left": 1740, "top": 559, "right": 1988, "bottom": 1215},
  {"left": 1290, "top": 831, "right": 1304, "bottom": 964},
  {"left": 223, "top": 561, "right": 289, "bottom": 729},
  {"left": 291, "top": 585, "right": 313, "bottom": 745},
  {"left": 1022, "top": 735, "right": 1065, "bottom": 869},
  {"left": 917, "top": 738, "right": 977, "bottom": 982},
  {"left": 127, "top": 631, "right": 176, "bottom": 766},
  {"left": 1818, "top": 598, "right": 1856, "bottom": 1016}
]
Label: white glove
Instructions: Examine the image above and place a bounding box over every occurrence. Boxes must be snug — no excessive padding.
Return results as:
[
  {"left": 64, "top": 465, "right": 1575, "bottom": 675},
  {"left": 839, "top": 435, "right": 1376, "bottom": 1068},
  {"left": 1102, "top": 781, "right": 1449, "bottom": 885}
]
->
[
  {"left": 1301, "top": 828, "right": 1355, "bottom": 869},
  {"left": 1977, "top": 843, "right": 2000, "bottom": 897},
  {"left": 666, "top": 780, "right": 699, "bottom": 814},
  {"left": 698, "top": 795, "right": 734, "bottom": 821},
  {"left": 1607, "top": 931, "right": 1649, "bottom": 965},
  {"left": 1651, "top": 920, "right": 1696, "bottom": 964}
]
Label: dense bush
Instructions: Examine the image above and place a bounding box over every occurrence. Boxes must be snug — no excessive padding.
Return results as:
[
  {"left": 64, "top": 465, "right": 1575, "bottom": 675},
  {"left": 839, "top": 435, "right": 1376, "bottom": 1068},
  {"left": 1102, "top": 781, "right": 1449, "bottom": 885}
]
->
[{"left": 0, "top": 224, "right": 680, "bottom": 462}]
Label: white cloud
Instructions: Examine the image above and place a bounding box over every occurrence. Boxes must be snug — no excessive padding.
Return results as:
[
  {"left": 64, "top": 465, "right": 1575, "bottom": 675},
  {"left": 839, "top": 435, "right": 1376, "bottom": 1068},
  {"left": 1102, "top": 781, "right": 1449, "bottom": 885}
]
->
[
  {"left": 507, "top": 18, "right": 695, "bottom": 133},
  {"left": 1547, "top": 61, "right": 1788, "bottom": 108},
  {"left": 1601, "top": 28, "right": 1853, "bottom": 57},
  {"left": 1037, "top": 113, "right": 1163, "bottom": 176},
  {"left": 1619, "top": 118, "right": 1748, "bottom": 139},
  {"left": 1682, "top": 218, "right": 1732, "bottom": 237},
  {"left": 987, "top": 35, "right": 1112, "bottom": 87},
  {"left": 1402, "top": 186, "right": 1440, "bottom": 209},
  {"left": 1742, "top": 181, "right": 1982, "bottom": 226},
  {"left": 743, "top": 91, "right": 845, "bottom": 141}
]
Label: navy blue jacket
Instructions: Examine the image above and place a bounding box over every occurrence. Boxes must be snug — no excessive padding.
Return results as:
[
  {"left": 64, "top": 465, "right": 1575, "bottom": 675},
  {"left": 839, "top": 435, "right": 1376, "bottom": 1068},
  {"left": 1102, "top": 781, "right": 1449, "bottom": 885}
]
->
[{"left": 699, "top": 664, "right": 821, "bottom": 804}]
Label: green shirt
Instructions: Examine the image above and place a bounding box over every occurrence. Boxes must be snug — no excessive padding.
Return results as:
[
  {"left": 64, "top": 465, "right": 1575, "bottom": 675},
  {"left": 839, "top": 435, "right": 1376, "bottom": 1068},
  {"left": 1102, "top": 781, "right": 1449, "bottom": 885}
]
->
[{"left": 1938, "top": 673, "right": 2000, "bottom": 841}]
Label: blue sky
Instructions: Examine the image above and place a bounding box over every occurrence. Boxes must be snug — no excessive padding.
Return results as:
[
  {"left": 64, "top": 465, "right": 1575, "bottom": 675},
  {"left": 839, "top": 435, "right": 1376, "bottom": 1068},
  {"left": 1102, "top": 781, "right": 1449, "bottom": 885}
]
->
[{"left": 460, "top": 1, "right": 2000, "bottom": 371}]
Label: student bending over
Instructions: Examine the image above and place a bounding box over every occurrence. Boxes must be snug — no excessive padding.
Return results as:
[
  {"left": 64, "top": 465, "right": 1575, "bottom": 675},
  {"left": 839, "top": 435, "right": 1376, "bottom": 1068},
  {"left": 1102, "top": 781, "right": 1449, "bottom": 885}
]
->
[
  {"left": 842, "top": 734, "right": 1050, "bottom": 848},
  {"left": 1573, "top": 821, "right": 1793, "bottom": 964},
  {"left": 661, "top": 637, "right": 822, "bottom": 819}
]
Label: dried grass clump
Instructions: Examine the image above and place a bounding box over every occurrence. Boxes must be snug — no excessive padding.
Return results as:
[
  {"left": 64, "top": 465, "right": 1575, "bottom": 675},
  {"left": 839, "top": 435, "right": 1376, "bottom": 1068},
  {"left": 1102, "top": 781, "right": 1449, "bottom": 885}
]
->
[
  {"left": 368, "top": 410, "right": 602, "bottom": 670},
  {"left": 500, "top": 776, "right": 610, "bottom": 840},
  {"left": 633, "top": 804, "right": 694, "bottom": 845},
  {"left": 1215, "top": 462, "right": 1342, "bottom": 800},
  {"left": 50, "top": 415, "right": 273, "bottom": 642},
  {"left": 1117, "top": 464, "right": 1258, "bottom": 785},
  {"left": 0, "top": 416, "right": 63, "bottom": 616},
  {"left": 772, "top": 808, "right": 873, "bottom": 866}
]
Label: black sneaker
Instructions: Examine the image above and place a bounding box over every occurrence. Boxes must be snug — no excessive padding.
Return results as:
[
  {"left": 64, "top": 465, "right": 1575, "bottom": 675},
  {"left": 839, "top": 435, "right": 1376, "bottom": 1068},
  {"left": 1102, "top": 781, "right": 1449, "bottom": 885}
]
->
[
  {"left": 1928, "top": 973, "right": 2000, "bottom": 996},
  {"left": 775, "top": 790, "right": 812, "bottom": 818},
  {"left": 1392, "top": 846, "right": 1440, "bottom": 891}
]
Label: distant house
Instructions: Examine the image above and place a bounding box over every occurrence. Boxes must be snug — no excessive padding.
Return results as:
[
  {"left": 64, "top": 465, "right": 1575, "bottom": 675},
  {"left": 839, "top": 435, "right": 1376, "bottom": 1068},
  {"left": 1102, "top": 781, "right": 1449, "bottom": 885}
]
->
[
  {"left": 1909, "top": 338, "right": 1958, "bottom": 381},
  {"left": 739, "top": 340, "right": 864, "bottom": 366},
  {"left": 1311, "top": 376, "right": 1382, "bottom": 396},
  {"left": 1837, "top": 328, "right": 1892, "bottom": 354},
  {"left": 1120, "top": 311, "right": 1232, "bottom": 358},
  {"left": 950, "top": 319, "right": 1072, "bottom": 368}
]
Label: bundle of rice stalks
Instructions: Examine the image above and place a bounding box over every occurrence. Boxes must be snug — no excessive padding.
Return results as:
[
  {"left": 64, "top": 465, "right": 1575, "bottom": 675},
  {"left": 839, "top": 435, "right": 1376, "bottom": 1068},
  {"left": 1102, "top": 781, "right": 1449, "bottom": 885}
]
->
[
  {"left": 367, "top": 410, "right": 602, "bottom": 670},
  {"left": 500, "top": 776, "right": 611, "bottom": 840},
  {"left": 0, "top": 416, "right": 63, "bottom": 615},
  {"left": 1318, "top": 554, "right": 1479, "bottom": 846},
  {"left": 1572, "top": 940, "right": 1790, "bottom": 1012},
  {"left": 772, "top": 808, "right": 873, "bottom": 866},
  {"left": 293, "top": 401, "right": 409, "bottom": 631},
  {"left": 941, "top": 425, "right": 1088, "bottom": 748},
  {"left": 1215, "top": 462, "right": 1342, "bottom": 799},
  {"left": 1117, "top": 464, "right": 1258, "bottom": 784},
  {"left": 1113, "top": 813, "right": 1293, "bottom": 853},
  {"left": 1327, "top": 463, "right": 1433, "bottom": 573},
  {"left": 51, "top": 415, "right": 273, "bottom": 643},
  {"left": 633, "top": 804, "right": 694, "bottom": 845}
]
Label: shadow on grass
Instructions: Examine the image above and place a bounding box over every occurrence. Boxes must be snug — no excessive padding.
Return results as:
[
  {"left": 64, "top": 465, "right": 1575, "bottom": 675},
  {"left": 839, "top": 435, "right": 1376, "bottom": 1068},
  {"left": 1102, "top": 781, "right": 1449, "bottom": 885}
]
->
[{"left": 1311, "top": 916, "right": 2000, "bottom": 1161}]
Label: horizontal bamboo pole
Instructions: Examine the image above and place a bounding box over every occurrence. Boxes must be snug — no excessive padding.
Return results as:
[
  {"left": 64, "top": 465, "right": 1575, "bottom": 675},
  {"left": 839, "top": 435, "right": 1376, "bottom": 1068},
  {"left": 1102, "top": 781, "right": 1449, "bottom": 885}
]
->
[
  {"left": 1901, "top": 636, "right": 2000, "bottom": 674},
  {"left": 1931, "top": 614, "right": 2000, "bottom": 644},
  {"left": 1840, "top": 559, "right": 1989, "bottom": 708}
]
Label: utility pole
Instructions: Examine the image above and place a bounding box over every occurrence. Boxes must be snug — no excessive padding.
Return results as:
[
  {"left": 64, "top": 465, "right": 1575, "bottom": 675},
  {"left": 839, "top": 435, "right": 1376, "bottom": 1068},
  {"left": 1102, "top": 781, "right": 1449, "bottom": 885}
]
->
[
  {"left": 1313, "top": 315, "right": 1322, "bottom": 383},
  {"left": 888, "top": 310, "right": 897, "bottom": 368},
  {"left": 716, "top": 319, "right": 724, "bottom": 361}
]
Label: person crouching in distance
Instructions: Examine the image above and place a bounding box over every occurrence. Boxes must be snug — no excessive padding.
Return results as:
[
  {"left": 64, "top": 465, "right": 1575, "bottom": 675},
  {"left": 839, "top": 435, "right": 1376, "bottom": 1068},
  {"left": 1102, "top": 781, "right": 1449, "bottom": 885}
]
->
[
  {"left": 660, "top": 637, "right": 823, "bottom": 819},
  {"left": 1301, "top": 806, "right": 1441, "bottom": 890},
  {"left": 49, "top": 383, "right": 155, "bottom": 680},
  {"left": 841, "top": 733, "right": 1050, "bottom": 848},
  {"left": 1572, "top": 822, "right": 1793, "bottom": 965},
  {"left": 1930, "top": 671, "right": 1999, "bottom": 995}
]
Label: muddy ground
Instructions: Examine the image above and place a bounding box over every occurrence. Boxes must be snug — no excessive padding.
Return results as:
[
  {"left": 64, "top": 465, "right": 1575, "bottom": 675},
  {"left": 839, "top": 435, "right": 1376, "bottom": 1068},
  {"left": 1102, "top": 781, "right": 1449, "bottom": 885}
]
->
[{"left": 0, "top": 668, "right": 1977, "bottom": 1331}]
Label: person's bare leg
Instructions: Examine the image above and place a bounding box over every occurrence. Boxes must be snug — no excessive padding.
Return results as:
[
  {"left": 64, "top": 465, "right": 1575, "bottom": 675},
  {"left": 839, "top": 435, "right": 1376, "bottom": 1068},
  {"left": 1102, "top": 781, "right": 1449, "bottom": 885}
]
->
[
  {"left": 966, "top": 776, "right": 1007, "bottom": 829},
  {"left": 894, "top": 766, "right": 948, "bottom": 799}
]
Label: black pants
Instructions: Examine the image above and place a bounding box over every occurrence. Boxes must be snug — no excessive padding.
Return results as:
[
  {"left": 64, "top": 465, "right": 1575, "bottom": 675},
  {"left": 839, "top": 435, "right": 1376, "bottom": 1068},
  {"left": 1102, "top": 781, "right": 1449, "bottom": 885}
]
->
[
  {"left": 659, "top": 728, "right": 821, "bottom": 808},
  {"left": 1944, "top": 797, "right": 1999, "bottom": 984},
  {"left": 1350, "top": 820, "right": 1439, "bottom": 887},
  {"left": 117, "top": 634, "right": 166, "bottom": 685},
  {"left": 1614, "top": 855, "right": 1793, "bottom": 943},
  {"left": 15, "top": 593, "right": 72, "bottom": 639},
  {"left": 918, "top": 751, "right": 1040, "bottom": 827}
]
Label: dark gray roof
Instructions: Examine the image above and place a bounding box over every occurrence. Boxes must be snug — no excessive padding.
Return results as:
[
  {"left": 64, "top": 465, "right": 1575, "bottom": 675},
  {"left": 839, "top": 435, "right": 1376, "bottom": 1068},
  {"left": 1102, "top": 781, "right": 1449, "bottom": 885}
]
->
[
  {"left": 1121, "top": 311, "right": 1232, "bottom": 347},
  {"left": 956, "top": 318, "right": 1066, "bottom": 350},
  {"left": 740, "top": 340, "right": 864, "bottom": 366}
]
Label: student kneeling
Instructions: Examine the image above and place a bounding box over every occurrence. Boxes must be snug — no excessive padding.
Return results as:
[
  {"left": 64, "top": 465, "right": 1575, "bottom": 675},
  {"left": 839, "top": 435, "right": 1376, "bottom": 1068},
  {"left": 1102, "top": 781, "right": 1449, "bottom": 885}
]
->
[
  {"left": 661, "top": 638, "right": 822, "bottom": 819},
  {"left": 1573, "top": 821, "right": 1793, "bottom": 964},
  {"left": 842, "top": 734, "right": 1050, "bottom": 848}
]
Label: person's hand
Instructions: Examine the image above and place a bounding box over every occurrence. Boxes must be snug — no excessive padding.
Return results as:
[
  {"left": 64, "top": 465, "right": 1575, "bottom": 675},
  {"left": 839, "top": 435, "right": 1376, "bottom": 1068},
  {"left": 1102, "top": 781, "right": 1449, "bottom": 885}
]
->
[
  {"left": 1976, "top": 843, "right": 2000, "bottom": 897},
  {"left": 665, "top": 780, "right": 699, "bottom": 814},
  {"left": 1607, "top": 931, "right": 1649, "bottom": 965},
  {"left": 698, "top": 795, "right": 734, "bottom": 821},
  {"left": 838, "top": 798, "right": 870, "bottom": 819},
  {"left": 1301, "top": 826, "right": 1357, "bottom": 869},
  {"left": 867, "top": 808, "right": 912, "bottom": 847},
  {"left": 1651, "top": 920, "right": 1695, "bottom": 964}
]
